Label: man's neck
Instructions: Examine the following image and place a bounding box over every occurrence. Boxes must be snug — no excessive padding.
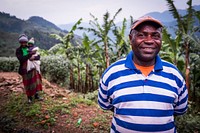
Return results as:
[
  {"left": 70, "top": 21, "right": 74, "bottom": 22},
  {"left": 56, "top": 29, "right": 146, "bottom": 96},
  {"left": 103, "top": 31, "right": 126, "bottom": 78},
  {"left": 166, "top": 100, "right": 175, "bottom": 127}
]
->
[{"left": 133, "top": 58, "right": 155, "bottom": 67}]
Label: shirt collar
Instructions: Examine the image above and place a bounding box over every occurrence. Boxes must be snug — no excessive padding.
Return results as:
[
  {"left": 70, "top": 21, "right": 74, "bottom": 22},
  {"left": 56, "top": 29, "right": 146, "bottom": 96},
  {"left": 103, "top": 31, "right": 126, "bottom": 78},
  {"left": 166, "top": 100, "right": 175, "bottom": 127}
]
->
[{"left": 125, "top": 51, "right": 163, "bottom": 71}]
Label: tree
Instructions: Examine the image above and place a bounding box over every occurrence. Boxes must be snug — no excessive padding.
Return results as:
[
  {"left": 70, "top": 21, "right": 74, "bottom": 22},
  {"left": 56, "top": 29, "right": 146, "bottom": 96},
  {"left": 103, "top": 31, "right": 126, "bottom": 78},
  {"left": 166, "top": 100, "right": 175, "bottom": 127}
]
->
[
  {"left": 79, "top": 8, "right": 122, "bottom": 68},
  {"left": 161, "top": 28, "right": 185, "bottom": 71},
  {"left": 50, "top": 19, "right": 83, "bottom": 90},
  {"left": 112, "top": 18, "right": 131, "bottom": 62},
  {"left": 81, "top": 33, "right": 97, "bottom": 93},
  {"left": 166, "top": 0, "right": 199, "bottom": 99}
]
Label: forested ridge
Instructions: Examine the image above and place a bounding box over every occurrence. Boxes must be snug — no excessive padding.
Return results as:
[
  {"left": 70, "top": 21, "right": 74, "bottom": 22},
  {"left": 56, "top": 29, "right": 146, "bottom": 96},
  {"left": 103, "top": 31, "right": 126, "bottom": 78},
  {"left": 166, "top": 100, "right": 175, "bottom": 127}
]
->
[{"left": 0, "top": 12, "right": 82, "bottom": 57}]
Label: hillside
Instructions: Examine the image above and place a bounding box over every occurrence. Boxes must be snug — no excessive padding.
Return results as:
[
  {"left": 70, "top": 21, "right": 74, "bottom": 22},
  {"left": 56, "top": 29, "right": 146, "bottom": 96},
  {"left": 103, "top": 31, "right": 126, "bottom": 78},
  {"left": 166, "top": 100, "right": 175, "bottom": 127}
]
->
[
  {"left": 59, "top": 5, "right": 200, "bottom": 37},
  {"left": 0, "top": 12, "right": 81, "bottom": 57},
  {"left": 0, "top": 72, "right": 112, "bottom": 133},
  {"left": 1, "top": 5, "right": 199, "bottom": 57}
]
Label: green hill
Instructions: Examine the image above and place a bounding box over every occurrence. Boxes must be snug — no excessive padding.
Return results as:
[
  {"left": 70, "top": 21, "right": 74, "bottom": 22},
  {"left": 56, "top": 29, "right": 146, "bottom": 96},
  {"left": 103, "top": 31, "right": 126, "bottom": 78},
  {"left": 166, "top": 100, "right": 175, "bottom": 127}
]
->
[{"left": 0, "top": 12, "right": 81, "bottom": 57}]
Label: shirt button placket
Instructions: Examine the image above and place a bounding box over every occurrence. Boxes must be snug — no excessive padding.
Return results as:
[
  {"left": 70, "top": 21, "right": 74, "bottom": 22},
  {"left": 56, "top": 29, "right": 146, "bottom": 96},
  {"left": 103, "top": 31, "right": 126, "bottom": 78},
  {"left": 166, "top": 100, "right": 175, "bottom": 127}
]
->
[{"left": 143, "top": 79, "right": 148, "bottom": 93}]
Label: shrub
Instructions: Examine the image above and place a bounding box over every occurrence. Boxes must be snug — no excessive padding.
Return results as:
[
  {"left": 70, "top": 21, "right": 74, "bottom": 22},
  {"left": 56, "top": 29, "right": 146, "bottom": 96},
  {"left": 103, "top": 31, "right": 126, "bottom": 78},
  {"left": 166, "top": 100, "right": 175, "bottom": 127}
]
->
[
  {"left": 0, "top": 57, "right": 19, "bottom": 72},
  {"left": 0, "top": 56, "right": 70, "bottom": 87},
  {"left": 41, "top": 55, "right": 70, "bottom": 87},
  {"left": 175, "top": 102, "right": 200, "bottom": 133}
]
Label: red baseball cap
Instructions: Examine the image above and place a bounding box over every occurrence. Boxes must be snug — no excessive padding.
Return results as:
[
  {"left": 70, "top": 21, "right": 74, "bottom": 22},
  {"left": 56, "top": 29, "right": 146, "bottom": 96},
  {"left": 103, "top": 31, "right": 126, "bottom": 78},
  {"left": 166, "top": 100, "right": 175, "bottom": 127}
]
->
[{"left": 131, "top": 16, "right": 163, "bottom": 30}]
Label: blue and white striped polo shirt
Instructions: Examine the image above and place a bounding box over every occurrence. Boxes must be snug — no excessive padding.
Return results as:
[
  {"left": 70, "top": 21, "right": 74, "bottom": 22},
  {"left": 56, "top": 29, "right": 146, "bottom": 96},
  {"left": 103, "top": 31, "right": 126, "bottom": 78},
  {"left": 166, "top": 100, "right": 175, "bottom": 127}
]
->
[{"left": 98, "top": 51, "right": 188, "bottom": 133}]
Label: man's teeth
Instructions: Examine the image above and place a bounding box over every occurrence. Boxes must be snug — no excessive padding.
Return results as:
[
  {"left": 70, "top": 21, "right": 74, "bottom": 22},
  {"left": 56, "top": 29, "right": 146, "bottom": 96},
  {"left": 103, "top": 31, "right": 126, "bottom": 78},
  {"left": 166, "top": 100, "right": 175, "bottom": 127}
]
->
[{"left": 143, "top": 48, "right": 153, "bottom": 49}]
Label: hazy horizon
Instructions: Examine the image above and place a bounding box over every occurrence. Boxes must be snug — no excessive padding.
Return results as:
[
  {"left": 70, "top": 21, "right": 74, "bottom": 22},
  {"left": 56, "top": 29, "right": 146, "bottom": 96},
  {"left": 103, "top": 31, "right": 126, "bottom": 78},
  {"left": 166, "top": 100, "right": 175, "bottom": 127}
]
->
[{"left": 1, "top": 0, "right": 200, "bottom": 25}]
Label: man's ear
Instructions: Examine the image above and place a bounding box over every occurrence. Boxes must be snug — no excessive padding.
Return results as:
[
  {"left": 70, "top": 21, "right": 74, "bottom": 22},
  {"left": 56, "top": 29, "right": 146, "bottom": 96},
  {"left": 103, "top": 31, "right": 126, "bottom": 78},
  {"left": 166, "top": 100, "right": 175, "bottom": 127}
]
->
[
  {"left": 129, "top": 34, "right": 132, "bottom": 40},
  {"left": 129, "top": 34, "right": 132, "bottom": 44}
]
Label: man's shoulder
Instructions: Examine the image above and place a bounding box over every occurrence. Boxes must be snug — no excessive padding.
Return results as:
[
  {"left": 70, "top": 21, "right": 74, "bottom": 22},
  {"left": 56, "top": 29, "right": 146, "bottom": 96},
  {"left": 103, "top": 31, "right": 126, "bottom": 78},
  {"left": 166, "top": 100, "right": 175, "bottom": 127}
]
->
[
  {"left": 102, "top": 58, "right": 127, "bottom": 76},
  {"left": 109, "top": 58, "right": 126, "bottom": 68},
  {"left": 161, "top": 59, "right": 178, "bottom": 69},
  {"left": 101, "top": 58, "right": 127, "bottom": 84},
  {"left": 161, "top": 59, "right": 183, "bottom": 77}
]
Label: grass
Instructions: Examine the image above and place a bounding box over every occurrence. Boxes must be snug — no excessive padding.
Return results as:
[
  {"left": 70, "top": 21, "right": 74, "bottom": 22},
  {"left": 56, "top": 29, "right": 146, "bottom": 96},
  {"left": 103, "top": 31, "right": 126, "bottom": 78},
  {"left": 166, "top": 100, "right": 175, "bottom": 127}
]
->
[{"left": 2, "top": 91, "right": 112, "bottom": 132}]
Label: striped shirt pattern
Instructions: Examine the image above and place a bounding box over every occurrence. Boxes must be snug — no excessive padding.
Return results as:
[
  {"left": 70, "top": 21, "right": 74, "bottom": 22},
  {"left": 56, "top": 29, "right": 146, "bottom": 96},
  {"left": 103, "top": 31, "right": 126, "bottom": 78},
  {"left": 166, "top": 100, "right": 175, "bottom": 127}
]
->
[{"left": 98, "top": 51, "right": 188, "bottom": 133}]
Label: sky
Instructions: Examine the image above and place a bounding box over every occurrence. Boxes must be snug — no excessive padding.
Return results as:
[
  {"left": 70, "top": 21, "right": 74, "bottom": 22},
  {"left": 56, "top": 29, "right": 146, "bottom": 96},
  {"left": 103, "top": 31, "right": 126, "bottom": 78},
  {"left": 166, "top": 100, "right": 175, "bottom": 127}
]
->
[{"left": 1, "top": 0, "right": 200, "bottom": 25}]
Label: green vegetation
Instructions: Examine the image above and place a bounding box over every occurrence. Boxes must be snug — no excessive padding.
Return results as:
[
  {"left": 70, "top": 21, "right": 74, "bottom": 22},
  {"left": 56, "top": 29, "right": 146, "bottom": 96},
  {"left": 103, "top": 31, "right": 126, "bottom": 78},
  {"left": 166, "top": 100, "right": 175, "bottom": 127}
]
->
[
  {"left": 175, "top": 102, "right": 200, "bottom": 132},
  {"left": 0, "top": 12, "right": 81, "bottom": 56},
  {"left": 41, "top": 55, "right": 69, "bottom": 86},
  {"left": 0, "top": 0, "right": 200, "bottom": 132},
  {"left": 0, "top": 57, "right": 19, "bottom": 72},
  {"left": 1, "top": 91, "right": 111, "bottom": 132}
]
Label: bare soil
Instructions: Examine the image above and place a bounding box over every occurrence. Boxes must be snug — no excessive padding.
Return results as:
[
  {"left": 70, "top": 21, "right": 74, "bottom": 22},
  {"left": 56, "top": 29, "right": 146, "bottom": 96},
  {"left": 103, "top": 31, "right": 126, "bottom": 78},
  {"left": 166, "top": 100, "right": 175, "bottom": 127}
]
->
[{"left": 0, "top": 72, "right": 112, "bottom": 133}]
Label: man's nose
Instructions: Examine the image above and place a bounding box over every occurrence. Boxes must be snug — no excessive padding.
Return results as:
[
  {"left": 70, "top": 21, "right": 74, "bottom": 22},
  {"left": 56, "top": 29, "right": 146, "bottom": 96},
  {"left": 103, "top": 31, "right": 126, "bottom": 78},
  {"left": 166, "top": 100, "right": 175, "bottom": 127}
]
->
[{"left": 144, "top": 35, "right": 154, "bottom": 43}]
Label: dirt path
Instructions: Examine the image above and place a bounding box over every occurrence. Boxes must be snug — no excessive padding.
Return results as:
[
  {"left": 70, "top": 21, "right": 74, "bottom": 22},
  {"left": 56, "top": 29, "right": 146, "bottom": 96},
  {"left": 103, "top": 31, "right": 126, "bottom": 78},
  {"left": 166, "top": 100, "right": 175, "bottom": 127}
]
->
[
  {"left": 0, "top": 72, "right": 71, "bottom": 107},
  {"left": 0, "top": 72, "right": 112, "bottom": 133}
]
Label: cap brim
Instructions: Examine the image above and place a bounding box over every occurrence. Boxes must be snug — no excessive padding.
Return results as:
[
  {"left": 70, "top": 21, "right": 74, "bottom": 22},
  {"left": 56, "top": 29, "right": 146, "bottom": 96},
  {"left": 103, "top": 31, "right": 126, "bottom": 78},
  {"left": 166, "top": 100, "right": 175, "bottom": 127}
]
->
[{"left": 131, "top": 16, "right": 163, "bottom": 30}]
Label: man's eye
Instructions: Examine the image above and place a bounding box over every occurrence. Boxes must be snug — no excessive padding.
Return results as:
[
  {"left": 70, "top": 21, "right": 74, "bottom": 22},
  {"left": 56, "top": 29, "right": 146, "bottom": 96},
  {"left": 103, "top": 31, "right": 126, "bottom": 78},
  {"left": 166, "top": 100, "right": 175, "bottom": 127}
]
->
[
  {"left": 152, "top": 34, "right": 161, "bottom": 39},
  {"left": 137, "top": 33, "right": 145, "bottom": 37}
]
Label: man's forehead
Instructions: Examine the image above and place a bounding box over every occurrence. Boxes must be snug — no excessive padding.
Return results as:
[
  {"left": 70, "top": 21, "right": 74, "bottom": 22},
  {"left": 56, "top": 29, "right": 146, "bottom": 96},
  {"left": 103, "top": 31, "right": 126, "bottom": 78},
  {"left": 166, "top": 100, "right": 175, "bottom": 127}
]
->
[{"left": 137, "top": 24, "right": 160, "bottom": 32}]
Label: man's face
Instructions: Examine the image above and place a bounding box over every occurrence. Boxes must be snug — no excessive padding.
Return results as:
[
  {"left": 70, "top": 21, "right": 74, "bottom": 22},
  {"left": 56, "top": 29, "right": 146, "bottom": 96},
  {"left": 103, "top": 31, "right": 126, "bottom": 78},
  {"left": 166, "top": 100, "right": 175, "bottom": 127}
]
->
[{"left": 129, "top": 24, "right": 162, "bottom": 65}]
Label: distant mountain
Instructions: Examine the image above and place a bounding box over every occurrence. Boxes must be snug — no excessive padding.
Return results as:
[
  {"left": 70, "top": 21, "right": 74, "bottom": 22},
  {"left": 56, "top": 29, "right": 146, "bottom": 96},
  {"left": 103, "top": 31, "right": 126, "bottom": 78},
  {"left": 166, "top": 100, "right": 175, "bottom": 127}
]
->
[
  {"left": 1, "top": 4, "right": 199, "bottom": 57},
  {"left": 28, "top": 16, "right": 61, "bottom": 31},
  {"left": 145, "top": 5, "right": 200, "bottom": 22},
  {"left": 59, "top": 22, "right": 91, "bottom": 36},
  {"left": 58, "top": 5, "right": 200, "bottom": 38},
  {"left": 0, "top": 12, "right": 81, "bottom": 57}
]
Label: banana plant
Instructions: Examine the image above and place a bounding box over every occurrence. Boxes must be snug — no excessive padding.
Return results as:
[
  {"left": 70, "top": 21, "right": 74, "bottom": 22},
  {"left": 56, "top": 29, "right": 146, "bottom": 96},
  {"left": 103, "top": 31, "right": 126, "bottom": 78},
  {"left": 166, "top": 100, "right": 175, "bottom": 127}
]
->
[
  {"left": 112, "top": 18, "right": 131, "bottom": 62},
  {"left": 50, "top": 18, "right": 83, "bottom": 90},
  {"left": 50, "top": 18, "right": 82, "bottom": 55},
  {"left": 81, "top": 33, "right": 97, "bottom": 93},
  {"left": 79, "top": 8, "right": 122, "bottom": 68},
  {"left": 161, "top": 28, "right": 185, "bottom": 71},
  {"left": 165, "top": 0, "right": 198, "bottom": 98}
]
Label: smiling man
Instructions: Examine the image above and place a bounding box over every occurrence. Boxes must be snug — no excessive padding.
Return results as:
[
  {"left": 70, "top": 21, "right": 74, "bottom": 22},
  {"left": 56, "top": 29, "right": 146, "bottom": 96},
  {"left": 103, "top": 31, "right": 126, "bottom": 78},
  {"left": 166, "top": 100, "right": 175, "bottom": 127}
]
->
[{"left": 98, "top": 16, "right": 188, "bottom": 133}]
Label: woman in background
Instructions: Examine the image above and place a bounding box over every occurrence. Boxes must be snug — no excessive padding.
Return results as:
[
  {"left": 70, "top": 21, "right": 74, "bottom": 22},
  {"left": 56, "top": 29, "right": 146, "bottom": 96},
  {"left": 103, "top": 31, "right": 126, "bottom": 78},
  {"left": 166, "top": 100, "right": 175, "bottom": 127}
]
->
[{"left": 16, "top": 34, "right": 43, "bottom": 104}]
